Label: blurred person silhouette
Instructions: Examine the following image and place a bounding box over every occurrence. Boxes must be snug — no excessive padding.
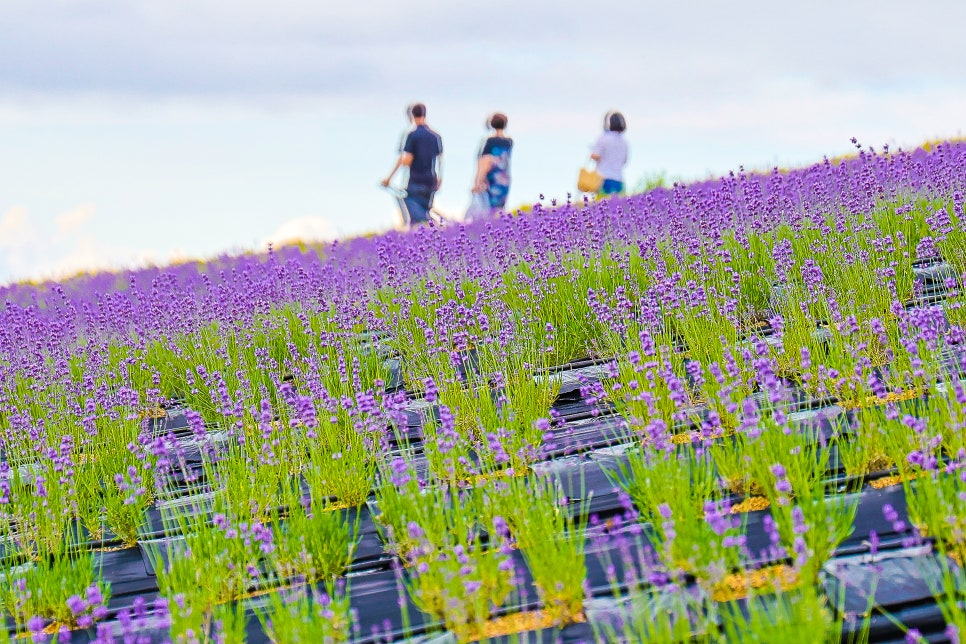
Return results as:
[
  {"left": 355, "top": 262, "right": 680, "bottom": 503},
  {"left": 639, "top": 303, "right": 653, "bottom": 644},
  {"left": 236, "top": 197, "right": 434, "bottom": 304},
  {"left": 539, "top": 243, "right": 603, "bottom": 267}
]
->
[
  {"left": 467, "top": 112, "right": 513, "bottom": 221},
  {"left": 590, "top": 111, "right": 628, "bottom": 197},
  {"left": 382, "top": 102, "right": 443, "bottom": 226}
]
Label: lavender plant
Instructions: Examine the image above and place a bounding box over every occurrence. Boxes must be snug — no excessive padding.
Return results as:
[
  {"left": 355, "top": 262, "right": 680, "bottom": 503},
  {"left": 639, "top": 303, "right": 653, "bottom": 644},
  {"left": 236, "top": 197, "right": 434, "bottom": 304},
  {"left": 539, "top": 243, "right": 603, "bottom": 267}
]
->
[
  {"left": 613, "top": 445, "right": 745, "bottom": 592},
  {"left": 256, "top": 582, "right": 352, "bottom": 644},
  {"left": 269, "top": 483, "right": 357, "bottom": 584},
  {"left": 484, "top": 476, "right": 587, "bottom": 625},
  {"left": 0, "top": 140, "right": 964, "bottom": 642},
  {"left": 0, "top": 547, "right": 110, "bottom": 631}
]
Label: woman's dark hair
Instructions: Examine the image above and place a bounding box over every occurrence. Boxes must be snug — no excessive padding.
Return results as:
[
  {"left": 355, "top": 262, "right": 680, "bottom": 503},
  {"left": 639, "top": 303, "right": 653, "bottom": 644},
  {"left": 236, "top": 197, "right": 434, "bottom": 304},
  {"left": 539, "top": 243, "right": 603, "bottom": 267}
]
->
[
  {"left": 604, "top": 111, "right": 626, "bottom": 133},
  {"left": 407, "top": 102, "right": 427, "bottom": 119},
  {"left": 488, "top": 112, "right": 508, "bottom": 130}
]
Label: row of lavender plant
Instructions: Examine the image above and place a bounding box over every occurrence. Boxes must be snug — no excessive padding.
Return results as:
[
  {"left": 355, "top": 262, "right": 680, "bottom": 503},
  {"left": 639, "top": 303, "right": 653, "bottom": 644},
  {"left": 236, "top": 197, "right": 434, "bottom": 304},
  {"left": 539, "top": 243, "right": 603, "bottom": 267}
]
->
[{"left": 0, "top": 141, "right": 964, "bottom": 641}]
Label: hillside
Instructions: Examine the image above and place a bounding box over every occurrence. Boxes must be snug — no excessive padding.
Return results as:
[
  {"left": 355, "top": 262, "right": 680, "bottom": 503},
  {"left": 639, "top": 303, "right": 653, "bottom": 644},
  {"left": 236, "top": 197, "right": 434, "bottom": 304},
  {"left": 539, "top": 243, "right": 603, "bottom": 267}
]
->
[{"left": 1, "top": 141, "right": 965, "bottom": 642}]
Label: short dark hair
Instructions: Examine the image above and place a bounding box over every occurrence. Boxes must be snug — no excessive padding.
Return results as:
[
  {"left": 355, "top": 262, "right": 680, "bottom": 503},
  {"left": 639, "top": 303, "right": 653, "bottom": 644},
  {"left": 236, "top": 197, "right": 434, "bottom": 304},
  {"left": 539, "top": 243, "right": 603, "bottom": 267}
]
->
[
  {"left": 489, "top": 112, "right": 508, "bottom": 130},
  {"left": 605, "top": 111, "right": 626, "bottom": 133},
  {"left": 408, "top": 102, "right": 427, "bottom": 119}
]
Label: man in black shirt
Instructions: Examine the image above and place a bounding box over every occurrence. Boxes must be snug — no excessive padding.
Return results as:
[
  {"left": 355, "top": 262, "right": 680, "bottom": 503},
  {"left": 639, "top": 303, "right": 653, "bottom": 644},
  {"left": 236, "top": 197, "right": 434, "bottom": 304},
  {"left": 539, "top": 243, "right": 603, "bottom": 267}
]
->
[{"left": 381, "top": 103, "right": 443, "bottom": 226}]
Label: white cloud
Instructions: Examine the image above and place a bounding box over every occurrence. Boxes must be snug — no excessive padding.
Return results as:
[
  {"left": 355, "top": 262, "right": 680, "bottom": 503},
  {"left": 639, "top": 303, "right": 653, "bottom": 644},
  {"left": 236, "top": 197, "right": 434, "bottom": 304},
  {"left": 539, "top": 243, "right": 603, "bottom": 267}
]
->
[
  {"left": 0, "top": 204, "right": 168, "bottom": 284},
  {"left": 42, "top": 241, "right": 160, "bottom": 280},
  {"left": 0, "top": 206, "right": 39, "bottom": 279},
  {"left": 1, "top": 1, "right": 964, "bottom": 107},
  {"left": 0, "top": 206, "right": 34, "bottom": 247},
  {"left": 262, "top": 216, "right": 338, "bottom": 247},
  {"left": 54, "top": 203, "right": 95, "bottom": 240}
]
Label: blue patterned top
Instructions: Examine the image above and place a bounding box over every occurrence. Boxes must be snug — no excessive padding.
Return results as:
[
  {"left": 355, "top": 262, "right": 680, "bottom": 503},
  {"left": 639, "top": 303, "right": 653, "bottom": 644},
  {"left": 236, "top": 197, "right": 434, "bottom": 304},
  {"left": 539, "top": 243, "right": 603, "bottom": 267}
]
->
[{"left": 480, "top": 136, "right": 513, "bottom": 209}]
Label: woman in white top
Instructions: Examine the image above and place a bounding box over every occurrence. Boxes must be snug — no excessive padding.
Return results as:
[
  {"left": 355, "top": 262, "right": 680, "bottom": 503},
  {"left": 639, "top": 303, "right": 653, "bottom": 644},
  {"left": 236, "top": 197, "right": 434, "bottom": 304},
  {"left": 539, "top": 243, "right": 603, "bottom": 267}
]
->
[{"left": 590, "top": 111, "right": 628, "bottom": 197}]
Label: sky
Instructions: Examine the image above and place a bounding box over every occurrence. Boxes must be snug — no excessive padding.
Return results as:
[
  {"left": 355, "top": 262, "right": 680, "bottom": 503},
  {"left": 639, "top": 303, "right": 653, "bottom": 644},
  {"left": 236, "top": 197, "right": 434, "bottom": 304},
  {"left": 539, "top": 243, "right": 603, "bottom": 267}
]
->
[{"left": 1, "top": 0, "right": 965, "bottom": 285}]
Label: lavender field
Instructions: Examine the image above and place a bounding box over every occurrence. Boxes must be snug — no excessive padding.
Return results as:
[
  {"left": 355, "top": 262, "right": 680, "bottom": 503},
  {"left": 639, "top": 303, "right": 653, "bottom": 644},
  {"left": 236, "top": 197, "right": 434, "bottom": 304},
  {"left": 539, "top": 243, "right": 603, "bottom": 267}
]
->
[{"left": 2, "top": 141, "right": 966, "bottom": 643}]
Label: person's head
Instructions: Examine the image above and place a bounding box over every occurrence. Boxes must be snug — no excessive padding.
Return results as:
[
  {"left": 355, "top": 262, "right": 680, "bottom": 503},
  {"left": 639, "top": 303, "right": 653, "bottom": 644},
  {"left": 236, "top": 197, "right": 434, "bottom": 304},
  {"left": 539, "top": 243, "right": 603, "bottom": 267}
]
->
[
  {"left": 604, "top": 110, "right": 626, "bottom": 133},
  {"left": 487, "top": 112, "right": 508, "bottom": 131},
  {"left": 407, "top": 102, "right": 427, "bottom": 123}
]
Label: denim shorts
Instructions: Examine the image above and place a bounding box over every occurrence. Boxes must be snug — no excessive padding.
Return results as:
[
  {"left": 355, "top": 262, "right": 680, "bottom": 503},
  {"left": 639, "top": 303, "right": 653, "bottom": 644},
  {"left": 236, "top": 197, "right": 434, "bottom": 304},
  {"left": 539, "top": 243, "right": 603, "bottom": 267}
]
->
[
  {"left": 404, "top": 183, "right": 435, "bottom": 224},
  {"left": 600, "top": 179, "right": 624, "bottom": 196}
]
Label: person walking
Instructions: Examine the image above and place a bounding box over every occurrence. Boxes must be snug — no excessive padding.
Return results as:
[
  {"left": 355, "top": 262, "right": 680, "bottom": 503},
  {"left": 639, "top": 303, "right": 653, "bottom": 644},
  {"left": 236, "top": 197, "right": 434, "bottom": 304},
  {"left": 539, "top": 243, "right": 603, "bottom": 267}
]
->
[
  {"left": 590, "top": 111, "right": 628, "bottom": 197},
  {"left": 382, "top": 103, "right": 443, "bottom": 226},
  {"left": 469, "top": 112, "right": 512, "bottom": 220}
]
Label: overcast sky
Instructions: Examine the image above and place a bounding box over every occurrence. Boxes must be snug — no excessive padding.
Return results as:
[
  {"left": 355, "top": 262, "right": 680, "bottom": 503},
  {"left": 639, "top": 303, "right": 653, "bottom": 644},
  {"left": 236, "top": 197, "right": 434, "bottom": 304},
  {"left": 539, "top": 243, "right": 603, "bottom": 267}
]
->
[{"left": 2, "top": 0, "right": 965, "bottom": 285}]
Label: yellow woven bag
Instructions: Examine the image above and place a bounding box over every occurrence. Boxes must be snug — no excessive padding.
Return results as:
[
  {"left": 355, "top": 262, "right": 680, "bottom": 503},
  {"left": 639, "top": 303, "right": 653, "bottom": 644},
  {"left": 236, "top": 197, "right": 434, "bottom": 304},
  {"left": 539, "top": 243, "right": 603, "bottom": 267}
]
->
[{"left": 577, "top": 167, "right": 603, "bottom": 193}]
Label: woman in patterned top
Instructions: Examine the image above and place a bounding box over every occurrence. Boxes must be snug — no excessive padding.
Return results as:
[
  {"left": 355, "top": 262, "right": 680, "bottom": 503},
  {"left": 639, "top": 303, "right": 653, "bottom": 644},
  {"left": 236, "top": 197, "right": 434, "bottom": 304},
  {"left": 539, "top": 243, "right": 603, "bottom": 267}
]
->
[{"left": 472, "top": 112, "right": 513, "bottom": 217}]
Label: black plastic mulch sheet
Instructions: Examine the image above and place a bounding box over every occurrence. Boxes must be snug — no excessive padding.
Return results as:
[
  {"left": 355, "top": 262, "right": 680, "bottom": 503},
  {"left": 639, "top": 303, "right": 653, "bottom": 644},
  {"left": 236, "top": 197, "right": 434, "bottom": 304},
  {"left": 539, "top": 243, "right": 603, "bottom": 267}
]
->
[
  {"left": 29, "top": 483, "right": 949, "bottom": 644},
  {"left": 60, "top": 561, "right": 427, "bottom": 644},
  {"left": 348, "top": 566, "right": 438, "bottom": 643},
  {"left": 542, "top": 415, "right": 630, "bottom": 459},
  {"left": 92, "top": 549, "right": 541, "bottom": 644},
  {"left": 352, "top": 506, "right": 391, "bottom": 568},
  {"left": 26, "top": 345, "right": 966, "bottom": 641},
  {"left": 825, "top": 543, "right": 956, "bottom": 613},
  {"left": 536, "top": 453, "right": 625, "bottom": 521},
  {"left": 4, "top": 424, "right": 940, "bottom": 642},
  {"left": 385, "top": 357, "right": 406, "bottom": 393},
  {"left": 148, "top": 407, "right": 191, "bottom": 437},
  {"left": 97, "top": 546, "right": 160, "bottom": 609},
  {"left": 112, "top": 396, "right": 866, "bottom": 562},
  {"left": 912, "top": 258, "right": 959, "bottom": 297}
]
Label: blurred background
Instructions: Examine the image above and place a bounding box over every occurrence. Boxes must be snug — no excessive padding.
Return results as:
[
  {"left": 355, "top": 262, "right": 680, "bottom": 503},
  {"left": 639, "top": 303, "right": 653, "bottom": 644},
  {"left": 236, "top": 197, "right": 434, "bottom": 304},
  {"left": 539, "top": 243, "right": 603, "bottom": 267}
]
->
[{"left": 1, "top": 0, "right": 964, "bottom": 284}]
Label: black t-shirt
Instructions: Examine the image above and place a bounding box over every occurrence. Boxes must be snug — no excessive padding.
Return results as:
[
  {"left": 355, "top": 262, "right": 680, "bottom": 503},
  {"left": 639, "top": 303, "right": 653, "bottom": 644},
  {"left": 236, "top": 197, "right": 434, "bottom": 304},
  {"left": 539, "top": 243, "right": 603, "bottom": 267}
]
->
[{"left": 402, "top": 125, "right": 443, "bottom": 189}]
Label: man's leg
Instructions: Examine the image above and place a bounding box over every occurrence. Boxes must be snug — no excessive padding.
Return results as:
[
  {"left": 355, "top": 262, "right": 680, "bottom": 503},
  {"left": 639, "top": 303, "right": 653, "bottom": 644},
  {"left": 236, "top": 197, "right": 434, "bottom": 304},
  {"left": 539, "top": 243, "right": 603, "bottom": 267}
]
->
[{"left": 404, "top": 184, "right": 433, "bottom": 225}]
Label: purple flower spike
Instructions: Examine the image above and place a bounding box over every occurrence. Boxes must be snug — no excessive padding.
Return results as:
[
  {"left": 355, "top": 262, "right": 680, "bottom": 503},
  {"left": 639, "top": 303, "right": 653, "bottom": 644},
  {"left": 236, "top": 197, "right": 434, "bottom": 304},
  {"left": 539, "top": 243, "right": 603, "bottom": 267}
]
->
[
  {"left": 67, "top": 594, "right": 88, "bottom": 615},
  {"left": 906, "top": 629, "right": 924, "bottom": 644}
]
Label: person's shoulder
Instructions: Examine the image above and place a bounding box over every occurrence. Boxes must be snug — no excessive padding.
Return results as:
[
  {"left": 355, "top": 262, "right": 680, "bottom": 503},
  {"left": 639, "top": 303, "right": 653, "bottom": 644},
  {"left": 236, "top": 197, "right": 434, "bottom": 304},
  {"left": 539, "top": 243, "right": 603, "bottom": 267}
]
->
[
  {"left": 606, "top": 131, "right": 625, "bottom": 146},
  {"left": 401, "top": 127, "right": 417, "bottom": 151},
  {"left": 421, "top": 125, "right": 443, "bottom": 148}
]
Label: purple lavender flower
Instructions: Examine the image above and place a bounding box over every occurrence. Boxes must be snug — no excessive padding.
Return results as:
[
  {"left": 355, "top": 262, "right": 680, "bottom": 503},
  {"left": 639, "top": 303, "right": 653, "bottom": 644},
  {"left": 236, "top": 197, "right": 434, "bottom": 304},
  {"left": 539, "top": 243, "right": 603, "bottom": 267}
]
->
[
  {"left": 67, "top": 594, "right": 88, "bottom": 615},
  {"left": 389, "top": 456, "right": 411, "bottom": 487}
]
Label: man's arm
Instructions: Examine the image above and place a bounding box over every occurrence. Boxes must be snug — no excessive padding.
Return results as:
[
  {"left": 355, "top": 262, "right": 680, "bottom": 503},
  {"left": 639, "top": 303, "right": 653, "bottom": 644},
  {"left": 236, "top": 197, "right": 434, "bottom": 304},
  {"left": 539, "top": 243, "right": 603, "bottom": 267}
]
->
[
  {"left": 435, "top": 154, "right": 443, "bottom": 191},
  {"left": 381, "top": 152, "right": 413, "bottom": 187}
]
